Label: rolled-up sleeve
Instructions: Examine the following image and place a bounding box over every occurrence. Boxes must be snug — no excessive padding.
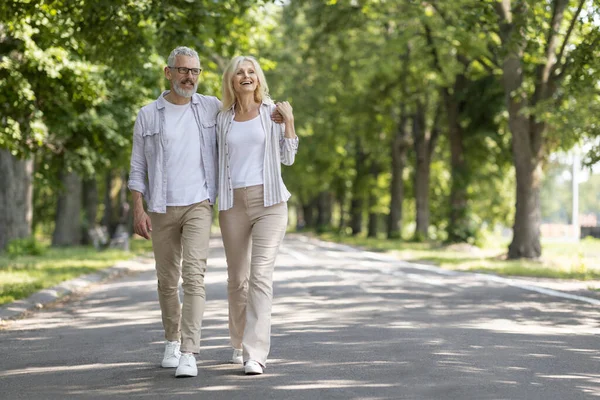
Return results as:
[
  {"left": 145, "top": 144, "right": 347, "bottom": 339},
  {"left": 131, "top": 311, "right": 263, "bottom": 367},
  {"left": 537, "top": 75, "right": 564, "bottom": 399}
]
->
[
  {"left": 278, "top": 122, "right": 298, "bottom": 166},
  {"left": 127, "top": 112, "right": 147, "bottom": 195}
]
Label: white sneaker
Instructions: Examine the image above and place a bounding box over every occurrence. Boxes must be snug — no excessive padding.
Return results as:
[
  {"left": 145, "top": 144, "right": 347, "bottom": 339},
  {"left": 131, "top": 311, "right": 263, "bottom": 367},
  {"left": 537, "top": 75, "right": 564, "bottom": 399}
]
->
[
  {"left": 244, "top": 360, "right": 263, "bottom": 375},
  {"left": 175, "top": 353, "right": 198, "bottom": 377},
  {"left": 232, "top": 349, "right": 243, "bottom": 365},
  {"left": 161, "top": 341, "right": 181, "bottom": 368}
]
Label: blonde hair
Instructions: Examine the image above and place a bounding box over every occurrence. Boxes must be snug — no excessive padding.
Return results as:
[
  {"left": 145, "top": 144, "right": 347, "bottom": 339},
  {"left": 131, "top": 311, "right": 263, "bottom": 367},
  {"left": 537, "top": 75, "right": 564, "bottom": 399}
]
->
[{"left": 221, "top": 56, "right": 271, "bottom": 110}]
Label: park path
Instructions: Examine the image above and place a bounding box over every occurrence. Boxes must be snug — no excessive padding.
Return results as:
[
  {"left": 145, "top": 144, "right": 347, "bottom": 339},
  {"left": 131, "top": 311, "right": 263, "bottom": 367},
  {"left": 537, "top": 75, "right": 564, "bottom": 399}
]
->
[{"left": 0, "top": 234, "right": 598, "bottom": 399}]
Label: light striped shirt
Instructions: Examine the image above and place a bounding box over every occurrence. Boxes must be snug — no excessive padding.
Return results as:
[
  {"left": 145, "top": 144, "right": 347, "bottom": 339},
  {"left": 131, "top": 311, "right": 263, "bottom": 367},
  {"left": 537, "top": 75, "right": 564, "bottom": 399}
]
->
[
  {"left": 128, "top": 91, "right": 220, "bottom": 213},
  {"left": 216, "top": 101, "right": 299, "bottom": 211}
]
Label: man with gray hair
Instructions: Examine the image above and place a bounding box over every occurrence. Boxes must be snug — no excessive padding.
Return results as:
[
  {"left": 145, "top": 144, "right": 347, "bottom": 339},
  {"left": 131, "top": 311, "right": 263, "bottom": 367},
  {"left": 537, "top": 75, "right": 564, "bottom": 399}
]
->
[{"left": 128, "top": 46, "right": 220, "bottom": 378}]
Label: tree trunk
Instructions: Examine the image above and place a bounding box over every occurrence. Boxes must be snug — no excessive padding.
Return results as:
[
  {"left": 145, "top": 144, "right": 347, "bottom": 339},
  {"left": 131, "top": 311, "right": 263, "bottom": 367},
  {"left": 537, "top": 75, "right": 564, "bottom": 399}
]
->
[
  {"left": 350, "top": 143, "right": 367, "bottom": 236},
  {"left": 387, "top": 109, "right": 410, "bottom": 239},
  {"left": 52, "top": 170, "right": 82, "bottom": 246},
  {"left": 350, "top": 197, "right": 363, "bottom": 236},
  {"left": 443, "top": 81, "right": 470, "bottom": 243},
  {"left": 413, "top": 101, "right": 430, "bottom": 240},
  {"left": 414, "top": 101, "right": 441, "bottom": 241},
  {"left": 315, "top": 191, "right": 333, "bottom": 232},
  {"left": 367, "top": 162, "right": 381, "bottom": 238},
  {"left": 367, "top": 213, "right": 378, "bottom": 237},
  {"left": 509, "top": 157, "right": 542, "bottom": 258},
  {"left": 387, "top": 47, "right": 411, "bottom": 240},
  {"left": 81, "top": 178, "right": 98, "bottom": 245},
  {"left": 302, "top": 202, "right": 315, "bottom": 230},
  {"left": 333, "top": 176, "right": 348, "bottom": 233},
  {"left": 124, "top": 171, "right": 134, "bottom": 235},
  {"left": 0, "top": 150, "right": 33, "bottom": 251},
  {"left": 367, "top": 203, "right": 378, "bottom": 238},
  {"left": 336, "top": 199, "right": 346, "bottom": 233},
  {"left": 503, "top": 53, "right": 543, "bottom": 259},
  {"left": 102, "top": 170, "right": 114, "bottom": 234}
]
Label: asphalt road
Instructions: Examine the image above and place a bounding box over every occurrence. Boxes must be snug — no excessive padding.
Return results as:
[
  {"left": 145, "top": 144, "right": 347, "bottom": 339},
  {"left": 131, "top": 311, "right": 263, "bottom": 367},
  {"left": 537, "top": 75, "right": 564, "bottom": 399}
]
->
[{"left": 0, "top": 234, "right": 599, "bottom": 400}]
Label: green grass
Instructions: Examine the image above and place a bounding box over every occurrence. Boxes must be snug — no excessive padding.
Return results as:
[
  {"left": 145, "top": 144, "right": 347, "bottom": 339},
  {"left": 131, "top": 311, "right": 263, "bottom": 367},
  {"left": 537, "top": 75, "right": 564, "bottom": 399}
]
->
[
  {"left": 318, "top": 233, "right": 600, "bottom": 281},
  {"left": 0, "top": 239, "right": 153, "bottom": 306}
]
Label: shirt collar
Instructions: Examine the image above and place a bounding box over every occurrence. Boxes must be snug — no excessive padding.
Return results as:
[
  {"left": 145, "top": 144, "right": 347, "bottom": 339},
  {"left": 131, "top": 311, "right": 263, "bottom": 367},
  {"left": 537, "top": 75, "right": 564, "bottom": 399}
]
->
[
  {"left": 156, "top": 90, "right": 199, "bottom": 109},
  {"left": 228, "top": 99, "right": 274, "bottom": 113}
]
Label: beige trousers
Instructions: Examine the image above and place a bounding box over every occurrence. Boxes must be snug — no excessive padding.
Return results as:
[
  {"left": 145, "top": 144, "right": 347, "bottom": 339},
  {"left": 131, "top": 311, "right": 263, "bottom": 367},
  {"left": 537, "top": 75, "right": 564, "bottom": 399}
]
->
[
  {"left": 219, "top": 185, "right": 288, "bottom": 367},
  {"left": 149, "top": 200, "right": 212, "bottom": 354}
]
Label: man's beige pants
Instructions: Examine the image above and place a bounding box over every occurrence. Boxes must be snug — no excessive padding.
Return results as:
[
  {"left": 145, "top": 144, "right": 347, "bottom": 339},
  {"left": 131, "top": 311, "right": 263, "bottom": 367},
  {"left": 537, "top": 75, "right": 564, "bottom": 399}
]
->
[
  {"left": 149, "top": 200, "right": 212, "bottom": 354},
  {"left": 219, "top": 185, "right": 288, "bottom": 367}
]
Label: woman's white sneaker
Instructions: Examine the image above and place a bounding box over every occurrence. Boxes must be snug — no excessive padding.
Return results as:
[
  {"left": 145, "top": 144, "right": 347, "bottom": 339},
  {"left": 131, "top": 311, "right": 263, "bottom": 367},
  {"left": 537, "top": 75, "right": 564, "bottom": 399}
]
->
[
  {"left": 161, "top": 340, "right": 181, "bottom": 368},
  {"left": 232, "top": 349, "right": 243, "bottom": 365},
  {"left": 244, "top": 360, "right": 264, "bottom": 375}
]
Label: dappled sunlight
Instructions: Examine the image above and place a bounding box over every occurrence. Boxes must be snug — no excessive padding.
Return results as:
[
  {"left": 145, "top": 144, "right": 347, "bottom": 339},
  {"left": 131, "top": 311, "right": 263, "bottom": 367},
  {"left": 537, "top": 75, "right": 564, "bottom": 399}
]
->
[
  {"left": 0, "top": 362, "right": 151, "bottom": 377},
  {"left": 540, "top": 374, "right": 600, "bottom": 381},
  {"left": 1, "top": 237, "right": 599, "bottom": 398},
  {"left": 461, "top": 317, "right": 600, "bottom": 335},
  {"left": 197, "top": 385, "right": 245, "bottom": 391},
  {"left": 274, "top": 381, "right": 397, "bottom": 390}
]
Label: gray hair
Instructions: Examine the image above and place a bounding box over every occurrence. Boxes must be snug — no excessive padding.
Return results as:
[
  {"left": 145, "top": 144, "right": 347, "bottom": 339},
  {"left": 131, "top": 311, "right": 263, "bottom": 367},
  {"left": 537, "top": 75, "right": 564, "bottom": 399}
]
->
[{"left": 167, "top": 46, "right": 200, "bottom": 67}]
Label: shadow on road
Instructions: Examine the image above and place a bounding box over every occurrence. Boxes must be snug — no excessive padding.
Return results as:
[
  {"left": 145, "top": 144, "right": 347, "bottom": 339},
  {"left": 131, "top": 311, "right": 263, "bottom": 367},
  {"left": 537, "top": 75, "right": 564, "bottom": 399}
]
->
[{"left": 0, "top": 237, "right": 598, "bottom": 399}]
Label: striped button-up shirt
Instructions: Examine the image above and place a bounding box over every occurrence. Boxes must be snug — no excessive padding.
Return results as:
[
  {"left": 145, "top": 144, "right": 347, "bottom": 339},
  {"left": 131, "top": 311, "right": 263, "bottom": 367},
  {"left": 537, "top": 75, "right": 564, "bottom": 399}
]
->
[
  {"left": 128, "top": 91, "right": 221, "bottom": 213},
  {"left": 216, "top": 101, "right": 299, "bottom": 211}
]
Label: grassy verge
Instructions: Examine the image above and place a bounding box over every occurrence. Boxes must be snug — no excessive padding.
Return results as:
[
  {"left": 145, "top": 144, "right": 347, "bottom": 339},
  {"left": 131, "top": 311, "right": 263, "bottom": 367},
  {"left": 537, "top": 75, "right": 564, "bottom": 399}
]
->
[
  {"left": 317, "top": 233, "right": 600, "bottom": 281},
  {"left": 0, "top": 239, "right": 153, "bottom": 306}
]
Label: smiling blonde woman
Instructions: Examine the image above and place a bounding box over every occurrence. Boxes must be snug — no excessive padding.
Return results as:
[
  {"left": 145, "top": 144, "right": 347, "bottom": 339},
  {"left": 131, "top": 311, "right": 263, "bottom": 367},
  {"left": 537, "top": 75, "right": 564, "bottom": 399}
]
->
[{"left": 216, "top": 55, "right": 299, "bottom": 375}]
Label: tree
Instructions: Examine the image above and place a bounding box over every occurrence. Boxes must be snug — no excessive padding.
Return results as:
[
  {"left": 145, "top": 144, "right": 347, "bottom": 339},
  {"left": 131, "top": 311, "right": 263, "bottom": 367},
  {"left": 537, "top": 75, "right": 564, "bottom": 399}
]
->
[
  {"left": 0, "top": 149, "right": 33, "bottom": 250},
  {"left": 493, "top": 0, "right": 600, "bottom": 258}
]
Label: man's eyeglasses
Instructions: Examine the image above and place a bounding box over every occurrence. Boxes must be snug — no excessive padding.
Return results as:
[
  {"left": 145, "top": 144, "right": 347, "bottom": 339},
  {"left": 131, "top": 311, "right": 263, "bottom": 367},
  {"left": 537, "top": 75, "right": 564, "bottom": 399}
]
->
[{"left": 169, "top": 67, "right": 202, "bottom": 75}]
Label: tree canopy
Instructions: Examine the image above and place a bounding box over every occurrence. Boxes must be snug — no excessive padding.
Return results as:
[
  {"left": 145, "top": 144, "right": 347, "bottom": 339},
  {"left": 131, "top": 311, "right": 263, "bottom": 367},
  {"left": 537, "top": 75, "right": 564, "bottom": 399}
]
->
[{"left": 1, "top": 0, "right": 599, "bottom": 256}]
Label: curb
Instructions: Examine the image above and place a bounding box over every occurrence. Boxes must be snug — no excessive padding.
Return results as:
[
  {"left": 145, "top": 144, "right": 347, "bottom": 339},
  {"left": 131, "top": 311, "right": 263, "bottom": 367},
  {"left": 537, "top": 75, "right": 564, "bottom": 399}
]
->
[{"left": 0, "top": 257, "right": 154, "bottom": 323}]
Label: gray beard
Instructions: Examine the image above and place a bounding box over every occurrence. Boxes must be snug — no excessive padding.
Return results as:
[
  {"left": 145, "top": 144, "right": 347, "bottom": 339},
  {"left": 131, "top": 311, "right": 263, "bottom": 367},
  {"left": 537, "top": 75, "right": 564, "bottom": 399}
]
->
[{"left": 173, "top": 81, "right": 197, "bottom": 98}]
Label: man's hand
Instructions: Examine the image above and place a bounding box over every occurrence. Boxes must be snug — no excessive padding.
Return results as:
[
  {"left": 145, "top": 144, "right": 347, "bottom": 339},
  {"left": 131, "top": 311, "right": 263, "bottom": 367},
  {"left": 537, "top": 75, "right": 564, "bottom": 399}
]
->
[
  {"left": 271, "top": 108, "right": 284, "bottom": 124},
  {"left": 131, "top": 191, "right": 152, "bottom": 240},
  {"left": 134, "top": 209, "right": 152, "bottom": 240}
]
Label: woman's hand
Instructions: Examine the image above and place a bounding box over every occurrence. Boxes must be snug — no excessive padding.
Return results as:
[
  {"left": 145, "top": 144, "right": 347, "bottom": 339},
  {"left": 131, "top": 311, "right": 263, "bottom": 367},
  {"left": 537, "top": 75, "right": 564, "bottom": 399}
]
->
[{"left": 275, "top": 101, "right": 294, "bottom": 124}]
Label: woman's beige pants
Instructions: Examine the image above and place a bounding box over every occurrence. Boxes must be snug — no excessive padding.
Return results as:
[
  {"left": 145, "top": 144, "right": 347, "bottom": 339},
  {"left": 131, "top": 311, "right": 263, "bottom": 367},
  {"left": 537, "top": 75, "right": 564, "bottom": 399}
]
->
[{"left": 219, "top": 185, "right": 288, "bottom": 367}]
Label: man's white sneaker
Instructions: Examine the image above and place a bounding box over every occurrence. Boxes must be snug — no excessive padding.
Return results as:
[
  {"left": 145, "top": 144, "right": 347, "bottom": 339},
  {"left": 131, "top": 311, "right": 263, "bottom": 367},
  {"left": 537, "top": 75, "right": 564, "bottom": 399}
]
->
[
  {"left": 175, "top": 353, "right": 198, "bottom": 377},
  {"left": 244, "top": 360, "right": 264, "bottom": 375},
  {"left": 161, "top": 341, "right": 181, "bottom": 368},
  {"left": 232, "top": 349, "right": 243, "bottom": 365}
]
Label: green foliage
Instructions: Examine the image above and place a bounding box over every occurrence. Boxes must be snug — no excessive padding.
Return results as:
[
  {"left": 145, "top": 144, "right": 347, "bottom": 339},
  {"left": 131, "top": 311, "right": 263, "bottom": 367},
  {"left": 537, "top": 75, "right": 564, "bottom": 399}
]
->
[
  {"left": 5, "top": 237, "right": 47, "bottom": 258},
  {"left": 2, "top": 0, "right": 598, "bottom": 250},
  {"left": 265, "top": 0, "right": 521, "bottom": 241},
  {"left": 1, "top": 0, "right": 269, "bottom": 168},
  {"left": 1, "top": 0, "right": 272, "bottom": 234}
]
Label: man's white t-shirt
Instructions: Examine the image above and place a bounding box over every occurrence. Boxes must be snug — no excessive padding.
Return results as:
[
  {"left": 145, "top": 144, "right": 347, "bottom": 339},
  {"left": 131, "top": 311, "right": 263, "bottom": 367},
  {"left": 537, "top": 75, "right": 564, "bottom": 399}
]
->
[
  {"left": 228, "top": 115, "right": 265, "bottom": 189},
  {"left": 163, "top": 101, "right": 209, "bottom": 206}
]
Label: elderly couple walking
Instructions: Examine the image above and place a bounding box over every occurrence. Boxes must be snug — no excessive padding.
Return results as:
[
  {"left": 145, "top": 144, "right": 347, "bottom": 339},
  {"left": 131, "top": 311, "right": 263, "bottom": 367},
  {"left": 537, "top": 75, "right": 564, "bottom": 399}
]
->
[{"left": 127, "top": 46, "right": 298, "bottom": 377}]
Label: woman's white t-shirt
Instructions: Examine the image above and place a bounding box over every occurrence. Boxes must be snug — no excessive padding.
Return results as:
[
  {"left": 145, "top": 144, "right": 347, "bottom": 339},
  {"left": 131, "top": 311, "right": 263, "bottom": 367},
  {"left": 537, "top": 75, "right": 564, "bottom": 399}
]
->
[{"left": 227, "top": 115, "right": 265, "bottom": 189}]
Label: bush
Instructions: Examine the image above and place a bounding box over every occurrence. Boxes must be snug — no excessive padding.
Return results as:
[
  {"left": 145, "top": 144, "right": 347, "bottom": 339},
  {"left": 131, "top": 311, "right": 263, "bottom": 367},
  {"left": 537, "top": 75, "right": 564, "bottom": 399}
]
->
[{"left": 6, "top": 237, "right": 47, "bottom": 258}]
